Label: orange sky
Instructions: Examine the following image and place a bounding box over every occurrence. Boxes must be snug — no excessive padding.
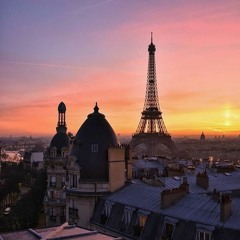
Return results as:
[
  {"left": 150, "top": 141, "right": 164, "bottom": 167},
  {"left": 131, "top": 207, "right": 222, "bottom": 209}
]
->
[{"left": 0, "top": 0, "right": 240, "bottom": 138}]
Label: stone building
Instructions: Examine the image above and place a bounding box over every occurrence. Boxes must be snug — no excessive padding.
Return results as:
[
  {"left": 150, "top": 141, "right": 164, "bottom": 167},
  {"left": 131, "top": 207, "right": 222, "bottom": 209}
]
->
[{"left": 44, "top": 102, "right": 70, "bottom": 227}]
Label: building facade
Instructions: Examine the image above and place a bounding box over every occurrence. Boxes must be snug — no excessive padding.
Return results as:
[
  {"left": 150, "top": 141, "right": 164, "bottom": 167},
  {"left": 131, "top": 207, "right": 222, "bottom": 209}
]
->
[{"left": 44, "top": 102, "right": 70, "bottom": 227}]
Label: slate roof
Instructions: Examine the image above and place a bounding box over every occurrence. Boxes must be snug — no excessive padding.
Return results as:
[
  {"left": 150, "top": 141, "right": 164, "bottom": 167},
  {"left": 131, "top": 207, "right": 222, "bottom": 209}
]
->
[
  {"left": 132, "top": 159, "right": 165, "bottom": 171},
  {"left": 163, "top": 168, "right": 240, "bottom": 193},
  {"left": 90, "top": 182, "right": 240, "bottom": 240},
  {"left": 70, "top": 104, "right": 119, "bottom": 181},
  {"left": 50, "top": 132, "right": 70, "bottom": 150}
]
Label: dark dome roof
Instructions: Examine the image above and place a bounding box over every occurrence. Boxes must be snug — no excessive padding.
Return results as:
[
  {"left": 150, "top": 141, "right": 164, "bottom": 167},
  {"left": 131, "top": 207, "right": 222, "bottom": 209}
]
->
[
  {"left": 70, "top": 104, "right": 120, "bottom": 181},
  {"left": 50, "top": 132, "right": 70, "bottom": 150},
  {"left": 58, "top": 102, "right": 66, "bottom": 113}
]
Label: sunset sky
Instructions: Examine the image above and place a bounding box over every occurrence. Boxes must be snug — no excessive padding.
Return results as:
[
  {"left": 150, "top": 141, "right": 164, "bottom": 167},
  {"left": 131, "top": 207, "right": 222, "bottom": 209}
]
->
[{"left": 0, "top": 0, "right": 240, "bottom": 138}]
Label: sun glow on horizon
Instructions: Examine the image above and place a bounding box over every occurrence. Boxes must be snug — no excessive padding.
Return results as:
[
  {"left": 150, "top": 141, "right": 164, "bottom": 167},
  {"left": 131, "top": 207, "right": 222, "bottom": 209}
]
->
[{"left": 0, "top": 1, "right": 240, "bottom": 138}]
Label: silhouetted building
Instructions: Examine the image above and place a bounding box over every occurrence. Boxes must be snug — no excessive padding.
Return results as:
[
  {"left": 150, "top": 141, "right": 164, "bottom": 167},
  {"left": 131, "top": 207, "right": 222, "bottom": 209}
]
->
[
  {"left": 65, "top": 103, "right": 132, "bottom": 227},
  {"left": 200, "top": 132, "right": 206, "bottom": 141},
  {"left": 44, "top": 102, "right": 70, "bottom": 227}
]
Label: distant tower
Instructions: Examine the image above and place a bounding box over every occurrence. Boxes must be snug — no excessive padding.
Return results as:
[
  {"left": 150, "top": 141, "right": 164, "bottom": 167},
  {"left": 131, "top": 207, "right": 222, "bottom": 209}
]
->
[
  {"left": 200, "top": 132, "right": 206, "bottom": 141},
  {"left": 44, "top": 102, "right": 70, "bottom": 227},
  {"left": 57, "top": 102, "right": 67, "bottom": 132},
  {"left": 131, "top": 34, "right": 176, "bottom": 156}
]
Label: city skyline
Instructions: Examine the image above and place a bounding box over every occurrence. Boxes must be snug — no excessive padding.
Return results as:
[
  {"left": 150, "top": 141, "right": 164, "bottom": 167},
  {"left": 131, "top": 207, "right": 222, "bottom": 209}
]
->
[{"left": 0, "top": 0, "right": 240, "bottom": 137}]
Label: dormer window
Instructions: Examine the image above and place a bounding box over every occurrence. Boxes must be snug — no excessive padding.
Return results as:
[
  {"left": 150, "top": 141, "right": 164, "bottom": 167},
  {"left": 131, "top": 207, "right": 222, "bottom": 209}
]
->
[
  {"left": 100, "top": 200, "right": 114, "bottom": 225},
  {"left": 70, "top": 174, "right": 77, "bottom": 188},
  {"left": 61, "top": 149, "right": 68, "bottom": 158},
  {"left": 91, "top": 144, "right": 98, "bottom": 153},
  {"left": 120, "top": 206, "right": 135, "bottom": 232},
  {"left": 162, "top": 216, "right": 178, "bottom": 239},
  {"left": 196, "top": 224, "right": 214, "bottom": 240},
  {"left": 198, "top": 232, "right": 210, "bottom": 240},
  {"left": 50, "top": 148, "right": 56, "bottom": 158},
  {"left": 133, "top": 210, "right": 150, "bottom": 238}
]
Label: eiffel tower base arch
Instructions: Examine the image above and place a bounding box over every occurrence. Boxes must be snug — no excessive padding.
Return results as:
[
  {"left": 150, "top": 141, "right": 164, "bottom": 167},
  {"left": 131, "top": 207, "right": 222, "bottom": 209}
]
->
[{"left": 130, "top": 133, "right": 177, "bottom": 158}]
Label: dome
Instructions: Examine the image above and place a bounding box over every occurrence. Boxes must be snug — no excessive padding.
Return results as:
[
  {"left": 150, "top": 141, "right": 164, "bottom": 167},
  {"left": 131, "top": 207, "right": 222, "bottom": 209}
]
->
[
  {"left": 70, "top": 103, "right": 120, "bottom": 181},
  {"left": 50, "top": 132, "right": 70, "bottom": 152},
  {"left": 58, "top": 102, "right": 66, "bottom": 113},
  {"left": 200, "top": 132, "right": 206, "bottom": 141}
]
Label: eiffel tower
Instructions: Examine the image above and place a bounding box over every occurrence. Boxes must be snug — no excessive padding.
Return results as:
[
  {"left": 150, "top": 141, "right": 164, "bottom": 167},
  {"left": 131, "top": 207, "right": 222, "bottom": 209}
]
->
[{"left": 131, "top": 34, "right": 176, "bottom": 156}]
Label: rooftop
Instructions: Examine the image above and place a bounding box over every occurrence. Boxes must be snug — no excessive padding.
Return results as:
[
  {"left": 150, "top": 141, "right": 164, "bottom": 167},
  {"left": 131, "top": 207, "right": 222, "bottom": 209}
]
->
[{"left": 0, "top": 223, "right": 122, "bottom": 240}]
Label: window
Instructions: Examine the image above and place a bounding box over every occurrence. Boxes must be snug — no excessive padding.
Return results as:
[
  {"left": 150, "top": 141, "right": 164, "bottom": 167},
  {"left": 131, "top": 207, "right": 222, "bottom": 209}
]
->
[
  {"left": 133, "top": 210, "right": 149, "bottom": 238},
  {"left": 48, "top": 190, "right": 54, "bottom": 199},
  {"left": 120, "top": 206, "right": 135, "bottom": 232},
  {"left": 91, "top": 144, "right": 98, "bottom": 152},
  {"left": 50, "top": 176, "right": 56, "bottom": 187},
  {"left": 132, "top": 170, "right": 138, "bottom": 179},
  {"left": 50, "top": 207, "right": 56, "bottom": 221},
  {"left": 61, "top": 150, "right": 68, "bottom": 158},
  {"left": 196, "top": 224, "right": 214, "bottom": 240},
  {"left": 198, "top": 232, "right": 210, "bottom": 240},
  {"left": 50, "top": 149, "right": 56, "bottom": 158},
  {"left": 138, "top": 214, "right": 147, "bottom": 227},
  {"left": 70, "top": 174, "right": 77, "bottom": 188},
  {"left": 162, "top": 217, "right": 178, "bottom": 240},
  {"left": 144, "top": 169, "right": 150, "bottom": 178},
  {"left": 62, "top": 176, "right": 65, "bottom": 187},
  {"left": 69, "top": 199, "right": 78, "bottom": 219},
  {"left": 100, "top": 201, "right": 114, "bottom": 225},
  {"left": 70, "top": 198, "right": 77, "bottom": 209},
  {"left": 50, "top": 207, "right": 55, "bottom": 216},
  {"left": 164, "top": 223, "right": 174, "bottom": 239}
]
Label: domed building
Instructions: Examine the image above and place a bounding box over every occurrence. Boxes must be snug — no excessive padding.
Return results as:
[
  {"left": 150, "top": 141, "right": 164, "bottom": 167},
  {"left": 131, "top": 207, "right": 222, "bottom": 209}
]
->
[
  {"left": 70, "top": 103, "right": 120, "bottom": 180},
  {"left": 200, "top": 132, "right": 206, "bottom": 141},
  {"left": 65, "top": 103, "right": 132, "bottom": 227},
  {"left": 44, "top": 102, "right": 70, "bottom": 227}
]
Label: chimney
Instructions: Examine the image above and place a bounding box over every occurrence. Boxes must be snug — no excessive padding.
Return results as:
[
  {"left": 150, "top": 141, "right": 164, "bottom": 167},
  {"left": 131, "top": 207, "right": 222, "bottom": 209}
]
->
[
  {"left": 220, "top": 192, "right": 232, "bottom": 222},
  {"left": 124, "top": 144, "right": 132, "bottom": 180},
  {"left": 196, "top": 170, "right": 209, "bottom": 189},
  {"left": 212, "top": 189, "right": 220, "bottom": 201},
  {"left": 108, "top": 146, "right": 126, "bottom": 192},
  {"left": 167, "top": 167, "right": 185, "bottom": 177},
  {"left": 161, "top": 177, "right": 188, "bottom": 209}
]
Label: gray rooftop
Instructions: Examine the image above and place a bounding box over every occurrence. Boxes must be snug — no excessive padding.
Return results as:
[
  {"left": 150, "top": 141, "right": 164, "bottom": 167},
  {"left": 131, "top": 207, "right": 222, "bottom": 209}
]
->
[{"left": 105, "top": 181, "right": 240, "bottom": 230}]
